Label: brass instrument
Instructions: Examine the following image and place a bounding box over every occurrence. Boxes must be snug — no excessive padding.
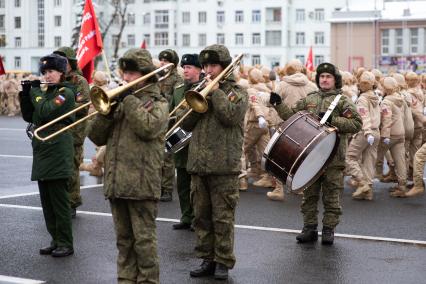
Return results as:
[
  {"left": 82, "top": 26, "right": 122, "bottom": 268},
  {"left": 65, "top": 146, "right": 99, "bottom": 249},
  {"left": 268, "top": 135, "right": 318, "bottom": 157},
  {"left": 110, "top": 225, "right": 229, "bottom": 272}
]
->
[
  {"left": 165, "top": 53, "right": 243, "bottom": 138},
  {"left": 33, "top": 63, "right": 174, "bottom": 142},
  {"left": 168, "top": 77, "right": 207, "bottom": 119}
]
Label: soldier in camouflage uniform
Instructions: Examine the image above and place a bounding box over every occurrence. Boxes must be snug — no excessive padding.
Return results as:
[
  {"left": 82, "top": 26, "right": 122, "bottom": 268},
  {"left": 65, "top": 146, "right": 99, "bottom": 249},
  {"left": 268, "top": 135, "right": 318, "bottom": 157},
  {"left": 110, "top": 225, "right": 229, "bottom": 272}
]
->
[
  {"left": 182, "top": 45, "right": 248, "bottom": 280},
  {"left": 169, "top": 54, "right": 203, "bottom": 230},
  {"left": 87, "top": 48, "right": 168, "bottom": 284},
  {"left": 19, "top": 54, "right": 75, "bottom": 257},
  {"left": 270, "top": 62, "right": 362, "bottom": 245},
  {"left": 53, "top": 47, "right": 90, "bottom": 218},
  {"left": 158, "top": 49, "right": 184, "bottom": 202}
]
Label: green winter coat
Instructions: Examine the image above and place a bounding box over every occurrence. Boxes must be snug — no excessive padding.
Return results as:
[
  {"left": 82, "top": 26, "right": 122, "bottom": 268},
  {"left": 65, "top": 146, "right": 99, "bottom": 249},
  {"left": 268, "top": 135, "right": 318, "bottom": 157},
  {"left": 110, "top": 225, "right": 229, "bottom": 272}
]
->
[
  {"left": 181, "top": 77, "right": 248, "bottom": 175},
  {"left": 159, "top": 68, "right": 183, "bottom": 103},
  {"left": 274, "top": 89, "right": 362, "bottom": 169},
  {"left": 87, "top": 84, "right": 169, "bottom": 200},
  {"left": 30, "top": 83, "right": 76, "bottom": 181}
]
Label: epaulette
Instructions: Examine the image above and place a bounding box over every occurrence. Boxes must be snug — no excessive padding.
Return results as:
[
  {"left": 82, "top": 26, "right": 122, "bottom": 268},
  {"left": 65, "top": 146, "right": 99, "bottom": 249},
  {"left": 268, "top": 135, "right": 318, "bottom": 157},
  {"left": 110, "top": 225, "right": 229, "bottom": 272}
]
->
[
  {"left": 175, "top": 83, "right": 184, "bottom": 89},
  {"left": 58, "top": 87, "right": 66, "bottom": 93}
]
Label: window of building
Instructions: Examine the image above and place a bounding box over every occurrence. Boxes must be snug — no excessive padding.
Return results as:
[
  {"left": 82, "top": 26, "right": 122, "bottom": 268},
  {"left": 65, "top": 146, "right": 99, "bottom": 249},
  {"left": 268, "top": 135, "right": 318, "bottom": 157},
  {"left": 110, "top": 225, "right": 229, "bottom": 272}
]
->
[
  {"left": 14, "top": 17, "right": 21, "bottom": 29},
  {"left": 14, "top": 56, "right": 21, "bottom": 69},
  {"left": 314, "top": 55, "right": 324, "bottom": 66},
  {"left": 182, "top": 33, "right": 190, "bottom": 46},
  {"left": 144, "top": 34, "right": 150, "bottom": 46},
  {"left": 127, "top": 13, "right": 135, "bottom": 25},
  {"left": 128, "top": 0, "right": 135, "bottom": 3},
  {"left": 0, "top": 15, "right": 4, "bottom": 30},
  {"left": 112, "top": 34, "right": 119, "bottom": 48},
  {"left": 235, "top": 10, "right": 244, "bottom": 23},
  {"left": 252, "top": 10, "right": 261, "bottom": 23},
  {"left": 217, "top": 11, "right": 225, "bottom": 24},
  {"left": 54, "top": 36, "right": 61, "bottom": 47},
  {"left": 15, "top": 37, "right": 21, "bottom": 47},
  {"left": 314, "top": 8, "right": 324, "bottom": 21},
  {"left": 182, "top": 11, "right": 190, "bottom": 24},
  {"left": 127, "top": 34, "right": 135, "bottom": 46},
  {"left": 37, "top": 0, "right": 44, "bottom": 47},
  {"left": 252, "top": 33, "right": 261, "bottom": 45},
  {"left": 395, "top": 28, "right": 403, "bottom": 54},
  {"left": 410, "top": 28, "right": 418, "bottom": 54},
  {"left": 217, "top": 33, "right": 225, "bottom": 44},
  {"left": 296, "top": 55, "right": 305, "bottom": 63},
  {"left": 198, "top": 11, "right": 207, "bottom": 24},
  {"left": 296, "top": 9, "right": 305, "bottom": 22},
  {"left": 252, "top": 55, "right": 261, "bottom": 66},
  {"left": 0, "top": 0, "right": 4, "bottom": 8},
  {"left": 198, "top": 33, "right": 206, "bottom": 46},
  {"left": 154, "top": 32, "right": 168, "bottom": 46},
  {"left": 143, "top": 13, "right": 151, "bottom": 25},
  {"left": 235, "top": 33, "right": 244, "bottom": 45},
  {"left": 381, "top": 29, "right": 389, "bottom": 54},
  {"left": 15, "top": 0, "right": 20, "bottom": 7},
  {"left": 266, "top": 7, "right": 281, "bottom": 23},
  {"left": 0, "top": 34, "right": 5, "bottom": 47},
  {"left": 314, "top": 32, "right": 324, "bottom": 45},
  {"left": 54, "top": 0, "right": 61, "bottom": 6},
  {"left": 54, "top": 15, "right": 61, "bottom": 27},
  {"left": 155, "top": 10, "right": 168, "bottom": 28},
  {"left": 265, "top": 30, "right": 281, "bottom": 46},
  {"left": 296, "top": 32, "right": 305, "bottom": 45}
]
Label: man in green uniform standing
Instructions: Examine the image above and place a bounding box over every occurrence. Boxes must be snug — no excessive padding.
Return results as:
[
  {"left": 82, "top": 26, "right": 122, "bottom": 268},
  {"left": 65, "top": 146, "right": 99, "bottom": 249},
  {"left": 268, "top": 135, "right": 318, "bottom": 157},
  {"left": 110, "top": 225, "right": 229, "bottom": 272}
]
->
[
  {"left": 54, "top": 47, "right": 90, "bottom": 218},
  {"left": 158, "top": 49, "right": 184, "bottom": 202},
  {"left": 88, "top": 48, "right": 168, "bottom": 284},
  {"left": 19, "top": 54, "right": 75, "bottom": 257},
  {"left": 270, "top": 62, "right": 362, "bottom": 245},
  {"left": 169, "top": 54, "right": 203, "bottom": 230},
  {"left": 182, "top": 45, "right": 248, "bottom": 280}
]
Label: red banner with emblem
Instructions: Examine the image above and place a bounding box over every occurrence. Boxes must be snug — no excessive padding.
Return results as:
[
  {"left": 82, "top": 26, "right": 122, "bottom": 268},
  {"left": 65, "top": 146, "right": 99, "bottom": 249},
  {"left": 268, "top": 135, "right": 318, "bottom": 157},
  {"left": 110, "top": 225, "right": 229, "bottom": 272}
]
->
[
  {"left": 0, "top": 55, "right": 5, "bottom": 75},
  {"left": 305, "top": 46, "right": 314, "bottom": 72},
  {"left": 76, "top": 0, "right": 103, "bottom": 83}
]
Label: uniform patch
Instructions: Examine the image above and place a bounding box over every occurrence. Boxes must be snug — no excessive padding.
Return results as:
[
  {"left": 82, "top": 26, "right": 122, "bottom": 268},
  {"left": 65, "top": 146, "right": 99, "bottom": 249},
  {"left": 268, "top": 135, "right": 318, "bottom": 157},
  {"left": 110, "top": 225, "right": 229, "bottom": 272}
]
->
[
  {"left": 307, "top": 103, "right": 317, "bottom": 108},
  {"left": 342, "top": 108, "right": 353, "bottom": 118},
  {"left": 54, "top": 95, "right": 66, "bottom": 106},
  {"left": 143, "top": 99, "right": 154, "bottom": 112},
  {"left": 250, "top": 95, "right": 257, "bottom": 103},
  {"left": 35, "top": 96, "right": 42, "bottom": 102},
  {"left": 381, "top": 107, "right": 389, "bottom": 115},
  {"left": 357, "top": 107, "right": 367, "bottom": 116},
  {"left": 228, "top": 91, "right": 237, "bottom": 102},
  {"left": 75, "top": 92, "right": 83, "bottom": 102}
]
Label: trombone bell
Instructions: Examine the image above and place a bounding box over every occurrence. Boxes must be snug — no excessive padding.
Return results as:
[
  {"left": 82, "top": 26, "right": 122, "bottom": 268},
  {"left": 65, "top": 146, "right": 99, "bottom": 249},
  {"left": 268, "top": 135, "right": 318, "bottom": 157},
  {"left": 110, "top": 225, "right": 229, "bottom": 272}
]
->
[
  {"left": 90, "top": 86, "right": 111, "bottom": 115},
  {"left": 184, "top": 90, "right": 208, "bottom": 113}
]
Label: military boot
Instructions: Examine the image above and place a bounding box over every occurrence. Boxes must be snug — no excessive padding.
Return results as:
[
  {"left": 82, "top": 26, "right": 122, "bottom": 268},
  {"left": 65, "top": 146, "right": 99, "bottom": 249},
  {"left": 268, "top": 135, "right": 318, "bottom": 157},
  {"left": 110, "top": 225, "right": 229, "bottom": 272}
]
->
[
  {"left": 380, "top": 166, "right": 398, "bottom": 183},
  {"left": 390, "top": 185, "right": 407, "bottom": 198},
  {"left": 405, "top": 185, "right": 425, "bottom": 197},
  {"left": 160, "top": 191, "right": 172, "bottom": 202},
  {"left": 296, "top": 224, "right": 318, "bottom": 243},
  {"left": 190, "top": 260, "right": 216, "bottom": 277},
  {"left": 253, "top": 174, "right": 274, "bottom": 188},
  {"left": 266, "top": 184, "right": 284, "bottom": 201},
  {"left": 363, "top": 187, "right": 373, "bottom": 200},
  {"left": 239, "top": 177, "right": 248, "bottom": 191},
  {"left": 321, "top": 226, "right": 335, "bottom": 245},
  {"left": 214, "top": 263, "right": 229, "bottom": 280},
  {"left": 346, "top": 177, "right": 359, "bottom": 189},
  {"left": 352, "top": 183, "right": 371, "bottom": 200}
]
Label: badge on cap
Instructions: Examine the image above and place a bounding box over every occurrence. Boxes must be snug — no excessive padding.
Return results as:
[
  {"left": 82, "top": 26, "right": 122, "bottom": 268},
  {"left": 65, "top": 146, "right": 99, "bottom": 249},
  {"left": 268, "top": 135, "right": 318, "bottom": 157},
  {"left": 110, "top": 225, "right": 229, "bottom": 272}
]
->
[
  {"left": 204, "top": 53, "right": 209, "bottom": 59},
  {"left": 42, "top": 60, "right": 47, "bottom": 65}
]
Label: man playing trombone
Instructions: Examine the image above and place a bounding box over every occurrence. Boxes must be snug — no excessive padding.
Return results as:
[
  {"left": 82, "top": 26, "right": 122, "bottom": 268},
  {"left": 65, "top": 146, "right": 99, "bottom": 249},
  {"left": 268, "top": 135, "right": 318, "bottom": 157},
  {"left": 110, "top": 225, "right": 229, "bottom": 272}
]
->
[
  {"left": 87, "top": 48, "right": 169, "bottom": 284},
  {"left": 181, "top": 45, "right": 248, "bottom": 280}
]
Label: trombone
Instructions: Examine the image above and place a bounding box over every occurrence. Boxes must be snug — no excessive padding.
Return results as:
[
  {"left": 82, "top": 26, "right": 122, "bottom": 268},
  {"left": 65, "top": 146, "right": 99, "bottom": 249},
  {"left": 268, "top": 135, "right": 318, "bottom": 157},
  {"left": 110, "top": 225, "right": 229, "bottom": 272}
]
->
[
  {"left": 165, "top": 53, "right": 243, "bottom": 138},
  {"left": 168, "top": 77, "right": 207, "bottom": 119},
  {"left": 33, "top": 63, "right": 174, "bottom": 142}
]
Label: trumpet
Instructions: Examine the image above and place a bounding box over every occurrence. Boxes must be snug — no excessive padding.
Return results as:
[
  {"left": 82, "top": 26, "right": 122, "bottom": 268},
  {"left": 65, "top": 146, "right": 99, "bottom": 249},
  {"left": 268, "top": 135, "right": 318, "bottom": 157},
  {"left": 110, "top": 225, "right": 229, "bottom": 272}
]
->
[
  {"left": 168, "top": 77, "right": 207, "bottom": 119},
  {"left": 33, "top": 63, "right": 174, "bottom": 142},
  {"left": 165, "top": 53, "right": 243, "bottom": 138}
]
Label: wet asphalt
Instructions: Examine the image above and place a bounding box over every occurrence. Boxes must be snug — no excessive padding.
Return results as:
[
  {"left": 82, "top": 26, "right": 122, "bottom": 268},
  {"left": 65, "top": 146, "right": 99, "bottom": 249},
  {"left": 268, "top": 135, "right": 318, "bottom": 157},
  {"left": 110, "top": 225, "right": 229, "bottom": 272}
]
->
[{"left": 0, "top": 116, "right": 425, "bottom": 284}]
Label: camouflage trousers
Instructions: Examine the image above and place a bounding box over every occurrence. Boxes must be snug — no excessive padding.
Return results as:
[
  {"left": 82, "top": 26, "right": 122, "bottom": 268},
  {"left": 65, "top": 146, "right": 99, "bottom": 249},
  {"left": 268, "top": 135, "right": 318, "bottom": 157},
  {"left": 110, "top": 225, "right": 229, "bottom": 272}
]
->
[
  {"left": 110, "top": 198, "right": 159, "bottom": 284},
  {"left": 413, "top": 143, "right": 426, "bottom": 188},
  {"left": 161, "top": 152, "right": 175, "bottom": 195},
  {"left": 68, "top": 144, "right": 83, "bottom": 208},
  {"left": 301, "top": 168, "right": 343, "bottom": 229},
  {"left": 191, "top": 174, "right": 239, "bottom": 269}
]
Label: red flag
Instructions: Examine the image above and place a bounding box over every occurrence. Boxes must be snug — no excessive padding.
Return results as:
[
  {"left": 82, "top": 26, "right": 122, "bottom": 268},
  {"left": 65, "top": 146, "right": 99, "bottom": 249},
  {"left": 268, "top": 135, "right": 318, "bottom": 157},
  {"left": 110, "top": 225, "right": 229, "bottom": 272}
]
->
[
  {"left": 0, "top": 56, "right": 5, "bottom": 75},
  {"left": 76, "top": 0, "right": 103, "bottom": 83},
  {"left": 305, "top": 46, "right": 314, "bottom": 72},
  {"left": 140, "top": 39, "right": 147, "bottom": 49}
]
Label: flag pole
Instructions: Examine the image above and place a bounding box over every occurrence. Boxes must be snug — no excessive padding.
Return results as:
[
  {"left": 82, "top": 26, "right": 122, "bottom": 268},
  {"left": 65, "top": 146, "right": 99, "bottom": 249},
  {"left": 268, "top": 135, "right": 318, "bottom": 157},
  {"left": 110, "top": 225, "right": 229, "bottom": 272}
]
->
[{"left": 102, "top": 49, "right": 112, "bottom": 81}]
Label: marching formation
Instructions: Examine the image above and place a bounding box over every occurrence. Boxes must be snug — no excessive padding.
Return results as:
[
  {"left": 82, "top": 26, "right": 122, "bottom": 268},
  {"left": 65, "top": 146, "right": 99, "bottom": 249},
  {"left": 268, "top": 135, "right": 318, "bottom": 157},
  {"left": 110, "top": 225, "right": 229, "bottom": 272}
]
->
[{"left": 1, "top": 43, "right": 425, "bottom": 283}]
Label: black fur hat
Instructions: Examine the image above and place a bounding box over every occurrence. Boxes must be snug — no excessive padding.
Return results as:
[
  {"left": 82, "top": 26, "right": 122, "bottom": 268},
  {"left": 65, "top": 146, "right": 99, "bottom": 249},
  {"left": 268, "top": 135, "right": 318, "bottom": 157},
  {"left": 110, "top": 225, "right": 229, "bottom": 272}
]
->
[
  {"left": 180, "top": 54, "right": 201, "bottom": 68},
  {"left": 315, "top": 62, "right": 342, "bottom": 89},
  {"left": 39, "top": 53, "right": 68, "bottom": 74}
]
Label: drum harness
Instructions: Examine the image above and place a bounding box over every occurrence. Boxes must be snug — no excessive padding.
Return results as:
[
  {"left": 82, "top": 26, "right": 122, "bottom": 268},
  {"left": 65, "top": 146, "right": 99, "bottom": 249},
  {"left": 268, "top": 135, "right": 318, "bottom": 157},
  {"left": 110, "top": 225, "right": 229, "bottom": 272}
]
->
[{"left": 319, "top": 94, "right": 343, "bottom": 125}]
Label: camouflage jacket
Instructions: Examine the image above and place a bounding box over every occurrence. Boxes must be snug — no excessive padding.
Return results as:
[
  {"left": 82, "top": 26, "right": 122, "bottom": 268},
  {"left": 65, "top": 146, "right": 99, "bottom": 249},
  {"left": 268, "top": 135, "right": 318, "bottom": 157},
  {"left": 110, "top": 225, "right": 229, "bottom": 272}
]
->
[
  {"left": 181, "top": 78, "right": 248, "bottom": 175},
  {"left": 274, "top": 89, "right": 362, "bottom": 169},
  {"left": 66, "top": 70, "right": 90, "bottom": 145},
  {"left": 87, "top": 84, "right": 169, "bottom": 200},
  {"left": 159, "top": 68, "right": 183, "bottom": 103}
]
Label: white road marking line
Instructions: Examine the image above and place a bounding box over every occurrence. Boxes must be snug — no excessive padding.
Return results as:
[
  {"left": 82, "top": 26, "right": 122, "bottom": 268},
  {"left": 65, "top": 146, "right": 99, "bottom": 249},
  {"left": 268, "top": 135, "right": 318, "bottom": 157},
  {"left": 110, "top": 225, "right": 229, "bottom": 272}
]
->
[
  {"left": 0, "top": 154, "right": 92, "bottom": 163},
  {"left": 0, "top": 184, "right": 103, "bottom": 199},
  {"left": 0, "top": 203, "right": 425, "bottom": 246},
  {"left": 0, "top": 275, "right": 45, "bottom": 284}
]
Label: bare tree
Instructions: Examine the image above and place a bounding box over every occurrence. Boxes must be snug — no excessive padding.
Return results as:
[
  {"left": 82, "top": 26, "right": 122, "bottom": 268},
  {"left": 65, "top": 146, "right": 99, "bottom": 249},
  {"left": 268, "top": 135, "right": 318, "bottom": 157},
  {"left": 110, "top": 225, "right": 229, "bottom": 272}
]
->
[{"left": 112, "top": 0, "right": 129, "bottom": 60}]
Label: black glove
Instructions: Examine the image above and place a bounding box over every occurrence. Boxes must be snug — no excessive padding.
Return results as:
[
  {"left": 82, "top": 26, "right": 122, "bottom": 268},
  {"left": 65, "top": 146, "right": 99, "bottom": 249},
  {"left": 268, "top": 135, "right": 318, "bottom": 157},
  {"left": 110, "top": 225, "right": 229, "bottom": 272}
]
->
[
  {"left": 269, "top": 92, "right": 282, "bottom": 106},
  {"left": 20, "top": 80, "right": 32, "bottom": 96},
  {"left": 30, "top": 80, "right": 41, "bottom": 88},
  {"left": 116, "top": 89, "right": 133, "bottom": 102},
  {"left": 318, "top": 112, "right": 333, "bottom": 124}
]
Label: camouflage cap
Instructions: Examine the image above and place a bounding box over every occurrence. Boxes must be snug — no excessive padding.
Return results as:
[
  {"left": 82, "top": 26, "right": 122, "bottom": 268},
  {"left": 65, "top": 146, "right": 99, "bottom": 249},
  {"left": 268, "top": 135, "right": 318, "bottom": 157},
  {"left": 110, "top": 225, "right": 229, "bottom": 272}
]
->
[
  {"left": 119, "top": 48, "right": 154, "bottom": 73},
  {"left": 53, "top": 46, "right": 77, "bottom": 61},
  {"left": 158, "top": 49, "right": 179, "bottom": 66},
  {"left": 199, "top": 44, "right": 232, "bottom": 69},
  {"left": 315, "top": 62, "right": 342, "bottom": 89}
]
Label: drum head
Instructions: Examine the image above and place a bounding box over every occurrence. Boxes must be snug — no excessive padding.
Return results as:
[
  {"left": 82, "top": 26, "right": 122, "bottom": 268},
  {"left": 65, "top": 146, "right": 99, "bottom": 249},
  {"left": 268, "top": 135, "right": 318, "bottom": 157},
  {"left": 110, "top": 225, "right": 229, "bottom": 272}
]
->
[{"left": 291, "top": 131, "right": 337, "bottom": 190}]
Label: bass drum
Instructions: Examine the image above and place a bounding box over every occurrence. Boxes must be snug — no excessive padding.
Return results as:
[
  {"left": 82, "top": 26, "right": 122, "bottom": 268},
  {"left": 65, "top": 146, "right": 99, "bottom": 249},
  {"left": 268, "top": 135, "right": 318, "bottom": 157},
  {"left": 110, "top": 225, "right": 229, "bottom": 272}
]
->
[
  {"left": 165, "top": 127, "right": 192, "bottom": 153},
  {"left": 261, "top": 111, "right": 339, "bottom": 192}
]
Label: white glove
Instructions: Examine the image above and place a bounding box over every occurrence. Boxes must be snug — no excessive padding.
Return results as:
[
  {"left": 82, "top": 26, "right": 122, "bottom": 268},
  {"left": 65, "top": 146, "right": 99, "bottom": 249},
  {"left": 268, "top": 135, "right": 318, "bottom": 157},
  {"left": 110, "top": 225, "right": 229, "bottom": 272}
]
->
[
  {"left": 383, "top": 137, "right": 391, "bottom": 145},
  {"left": 258, "top": 116, "right": 268, "bottom": 129},
  {"left": 423, "top": 107, "right": 426, "bottom": 116},
  {"left": 367, "top": 134, "right": 374, "bottom": 145},
  {"left": 351, "top": 95, "right": 358, "bottom": 103}
]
